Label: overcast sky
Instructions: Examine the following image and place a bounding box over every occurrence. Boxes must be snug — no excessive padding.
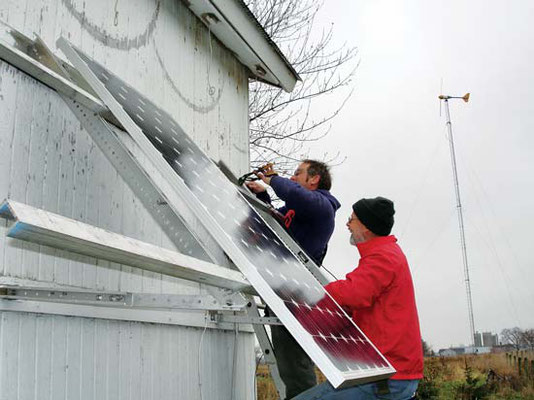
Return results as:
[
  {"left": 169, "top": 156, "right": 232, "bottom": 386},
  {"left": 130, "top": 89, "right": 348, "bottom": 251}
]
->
[{"left": 304, "top": 0, "right": 534, "bottom": 350}]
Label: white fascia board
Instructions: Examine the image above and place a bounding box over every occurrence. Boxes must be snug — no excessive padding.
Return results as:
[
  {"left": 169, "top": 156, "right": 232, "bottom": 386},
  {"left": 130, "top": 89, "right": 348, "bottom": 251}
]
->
[
  {"left": 186, "top": 0, "right": 299, "bottom": 92},
  {"left": 0, "top": 200, "right": 252, "bottom": 294}
]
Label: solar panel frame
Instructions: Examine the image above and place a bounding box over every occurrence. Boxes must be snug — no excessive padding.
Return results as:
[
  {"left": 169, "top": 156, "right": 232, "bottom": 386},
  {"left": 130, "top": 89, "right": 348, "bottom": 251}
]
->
[{"left": 58, "top": 38, "right": 396, "bottom": 388}]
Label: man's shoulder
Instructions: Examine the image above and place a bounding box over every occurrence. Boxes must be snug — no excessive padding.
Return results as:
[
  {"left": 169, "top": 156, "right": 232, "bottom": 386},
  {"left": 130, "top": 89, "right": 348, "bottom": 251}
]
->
[
  {"left": 362, "top": 239, "right": 407, "bottom": 266},
  {"left": 315, "top": 189, "right": 341, "bottom": 211}
]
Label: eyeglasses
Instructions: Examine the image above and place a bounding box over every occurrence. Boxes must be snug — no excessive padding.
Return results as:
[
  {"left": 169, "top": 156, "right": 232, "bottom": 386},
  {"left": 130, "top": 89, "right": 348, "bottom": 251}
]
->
[{"left": 347, "top": 215, "right": 357, "bottom": 223}]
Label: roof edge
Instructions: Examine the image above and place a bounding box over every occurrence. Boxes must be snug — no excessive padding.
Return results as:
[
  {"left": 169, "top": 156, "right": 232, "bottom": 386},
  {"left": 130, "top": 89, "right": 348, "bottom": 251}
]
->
[{"left": 184, "top": 0, "right": 300, "bottom": 92}]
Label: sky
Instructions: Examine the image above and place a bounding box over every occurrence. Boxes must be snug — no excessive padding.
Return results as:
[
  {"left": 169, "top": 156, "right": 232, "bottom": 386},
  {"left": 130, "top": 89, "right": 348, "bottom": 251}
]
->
[{"left": 303, "top": 0, "right": 534, "bottom": 351}]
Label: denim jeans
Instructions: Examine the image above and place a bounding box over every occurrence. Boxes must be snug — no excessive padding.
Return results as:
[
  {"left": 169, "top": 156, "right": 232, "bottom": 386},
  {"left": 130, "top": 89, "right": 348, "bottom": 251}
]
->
[{"left": 292, "top": 379, "right": 419, "bottom": 400}]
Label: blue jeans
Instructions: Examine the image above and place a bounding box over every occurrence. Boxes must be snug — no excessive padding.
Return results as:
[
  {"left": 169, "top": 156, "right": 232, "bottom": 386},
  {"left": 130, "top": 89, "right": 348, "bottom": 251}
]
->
[{"left": 292, "top": 379, "right": 419, "bottom": 400}]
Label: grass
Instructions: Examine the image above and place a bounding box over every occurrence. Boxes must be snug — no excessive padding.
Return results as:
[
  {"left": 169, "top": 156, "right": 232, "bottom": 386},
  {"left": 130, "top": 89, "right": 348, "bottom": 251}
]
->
[{"left": 256, "top": 353, "right": 534, "bottom": 399}]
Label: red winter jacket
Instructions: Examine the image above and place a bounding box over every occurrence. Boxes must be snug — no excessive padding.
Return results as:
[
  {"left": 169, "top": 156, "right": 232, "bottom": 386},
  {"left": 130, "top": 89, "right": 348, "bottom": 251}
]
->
[{"left": 325, "top": 235, "right": 423, "bottom": 380}]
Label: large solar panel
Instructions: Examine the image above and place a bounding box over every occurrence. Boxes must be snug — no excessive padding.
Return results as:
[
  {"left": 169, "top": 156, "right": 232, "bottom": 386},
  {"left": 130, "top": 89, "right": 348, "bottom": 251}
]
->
[{"left": 59, "top": 39, "right": 395, "bottom": 388}]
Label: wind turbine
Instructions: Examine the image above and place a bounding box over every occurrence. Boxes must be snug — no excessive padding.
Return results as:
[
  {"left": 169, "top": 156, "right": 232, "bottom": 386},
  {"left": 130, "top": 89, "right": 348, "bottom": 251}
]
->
[{"left": 438, "top": 92, "right": 476, "bottom": 346}]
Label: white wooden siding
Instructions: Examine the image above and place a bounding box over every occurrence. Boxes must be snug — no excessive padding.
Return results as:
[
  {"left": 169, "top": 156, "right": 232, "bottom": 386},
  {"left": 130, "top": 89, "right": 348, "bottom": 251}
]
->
[
  {"left": 0, "top": 0, "right": 254, "bottom": 398},
  {"left": 0, "top": 311, "right": 255, "bottom": 400}
]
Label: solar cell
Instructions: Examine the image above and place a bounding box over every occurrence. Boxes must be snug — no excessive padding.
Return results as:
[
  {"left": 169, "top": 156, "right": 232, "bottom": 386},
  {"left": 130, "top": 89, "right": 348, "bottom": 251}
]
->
[{"left": 60, "top": 40, "right": 395, "bottom": 388}]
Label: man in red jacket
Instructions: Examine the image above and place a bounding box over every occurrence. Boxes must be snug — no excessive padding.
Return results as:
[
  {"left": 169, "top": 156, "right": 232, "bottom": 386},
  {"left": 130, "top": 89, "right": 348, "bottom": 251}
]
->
[{"left": 295, "top": 197, "right": 423, "bottom": 400}]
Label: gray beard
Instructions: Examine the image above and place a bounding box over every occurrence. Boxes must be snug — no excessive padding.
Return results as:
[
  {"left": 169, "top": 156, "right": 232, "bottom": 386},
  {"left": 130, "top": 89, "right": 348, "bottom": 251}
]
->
[{"left": 349, "top": 234, "right": 357, "bottom": 246}]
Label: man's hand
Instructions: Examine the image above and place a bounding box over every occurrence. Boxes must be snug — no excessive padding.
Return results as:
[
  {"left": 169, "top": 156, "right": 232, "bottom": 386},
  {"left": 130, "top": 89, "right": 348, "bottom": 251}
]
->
[
  {"left": 246, "top": 181, "right": 267, "bottom": 193},
  {"left": 256, "top": 172, "right": 272, "bottom": 186},
  {"left": 255, "top": 164, "right": 277, "bottom": 185}
]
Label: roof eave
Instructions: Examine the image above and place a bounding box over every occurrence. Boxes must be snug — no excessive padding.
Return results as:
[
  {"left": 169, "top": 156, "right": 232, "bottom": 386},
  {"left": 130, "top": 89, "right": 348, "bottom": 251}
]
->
[{"left": 184, "top": 0, "right": 300, "bottom": 92}]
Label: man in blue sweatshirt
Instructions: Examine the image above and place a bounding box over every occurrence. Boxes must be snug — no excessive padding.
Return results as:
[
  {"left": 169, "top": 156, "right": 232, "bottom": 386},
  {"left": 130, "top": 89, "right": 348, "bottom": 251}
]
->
[{"left": 247, "top": 159, "right": 341, "bottom": 399}]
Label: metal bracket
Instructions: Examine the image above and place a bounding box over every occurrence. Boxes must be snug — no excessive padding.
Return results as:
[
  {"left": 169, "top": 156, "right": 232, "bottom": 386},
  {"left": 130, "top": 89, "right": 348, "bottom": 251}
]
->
[
  {"left": 0, "top": 285, "right": 241, "bottom": 311},
  {"left": 0, "top": 284, "right": 281, "bottom": 326},
  {"left": 207, "top": 310, "right": 281, "bottom": 326}
]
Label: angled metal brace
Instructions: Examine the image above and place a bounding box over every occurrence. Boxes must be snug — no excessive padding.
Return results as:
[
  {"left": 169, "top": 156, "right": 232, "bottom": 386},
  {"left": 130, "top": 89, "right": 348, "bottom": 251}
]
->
[{"left": 244, "top": 295, "right": 286, "bottom": 399}]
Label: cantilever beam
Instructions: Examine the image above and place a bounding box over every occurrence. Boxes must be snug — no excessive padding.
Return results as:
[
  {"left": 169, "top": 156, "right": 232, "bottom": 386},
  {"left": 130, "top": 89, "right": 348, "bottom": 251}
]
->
[{"left": 0, "top": 200, "right": 252, "bottom": 294}]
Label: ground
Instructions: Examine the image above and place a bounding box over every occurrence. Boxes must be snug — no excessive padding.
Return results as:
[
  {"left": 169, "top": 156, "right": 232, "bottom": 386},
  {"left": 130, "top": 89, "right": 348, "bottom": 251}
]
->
[{"left": 256, "top": 353, "right": 534, "bottom": 399}]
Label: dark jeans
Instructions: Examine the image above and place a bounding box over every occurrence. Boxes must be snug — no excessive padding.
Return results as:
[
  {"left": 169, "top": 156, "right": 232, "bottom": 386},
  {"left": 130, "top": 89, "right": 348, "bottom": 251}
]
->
[
  {"left": 293, "top": 379, "right": 419, "bottom": 400},
  {"left": 267, "top": 307, "right": 317, "bottom": 399}
]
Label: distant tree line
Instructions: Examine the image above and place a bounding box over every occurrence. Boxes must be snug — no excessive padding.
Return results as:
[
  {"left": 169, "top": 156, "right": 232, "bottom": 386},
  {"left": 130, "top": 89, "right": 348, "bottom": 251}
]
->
[
  {"left": 500, "top": 327, "right": 534, "bottom": 350},
  {"left": 422, "top": 339, "right": 435, "bottom": 356}
]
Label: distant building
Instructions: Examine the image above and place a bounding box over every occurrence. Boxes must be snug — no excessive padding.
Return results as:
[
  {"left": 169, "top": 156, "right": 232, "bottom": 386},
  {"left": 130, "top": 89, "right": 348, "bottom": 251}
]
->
[
  {"left": 438, "top": 346, "right": 491, "bottom": 356},
  {"left": 438, "top": 348, "right": 458, "bottom": 357},
  {"left": 482, "top": 332, "right": 498, "bottom": 347},
  {"left": 474, "top": 332, "right": 483, "bottom": 347}
]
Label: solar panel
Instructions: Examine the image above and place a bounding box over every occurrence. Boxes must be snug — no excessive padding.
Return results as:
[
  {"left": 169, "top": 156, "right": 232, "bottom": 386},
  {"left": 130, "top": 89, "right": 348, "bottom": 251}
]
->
[{"left": 59, "top": 39, "right": 395, "bottom": 388}]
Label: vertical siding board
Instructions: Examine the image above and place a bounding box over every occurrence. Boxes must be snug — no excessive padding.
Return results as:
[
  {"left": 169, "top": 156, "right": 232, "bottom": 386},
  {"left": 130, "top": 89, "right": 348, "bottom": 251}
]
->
[
  {"left": 18, "top": 314, "right": 37, "bottom": 399},
  {"left": 0, "top": 62, "right": 18, "bottom": 277},
  {"left": 151, "top": 325, "right": 161, "bottom": 400},
  {"left": 80, "top": 134, "right": 102, "bottom": 290},
  {"left": 52, "top": 104, "right": 75, "bottom": 287},
  {"left": 159, "top": 325, "right": 173, "bottom": 399},
  {"left": 50, "top": 316, "right": 67, "bottom": 400},
  {"left": 57, "top": 0, "right": 82, "bottom": 53},
  {"left": 94, "top": 319, "right": 109, "bottom": 400},
  {"left": 129, "top": 323, "right": 142, "bottom": 400},
  {"left": 39, "top": 93, "right": 65, "bottom": 283},
  {"left": 140, "top": 324, "right": 154, "bottom": 400},
  {"left": 117, "top": 186, "right": 143, "bottom": 292},
  {"left": 34, "top": 0, "right": 59, "bottom": 45},
  {"left": 0, "top": 62, "right": 17, "bottom": 197},
  {"left": 5, "top": 72, "right": 35, "bottom": 279},
  {"left": 188, "top": 328, "right": 198, "bottom": 399},
  {"left": 1, "top": 0, "right": 26, "bottom": 34},
  {"left": 80, "top": 318, "right": 95, "bottom": 400},
  {"left": 23, "top": 83, "right": 51, "bottom": 281},
  {"left": 64, "top": 107, "right": 84, "bottom": 287},
  {"left": 35, "top": 315, "right": 54, "bottom": 400},
  {"left": 95, "top": 168, "right": 121, "bottom": 291},
  {"left": 118, "top": 322, "right": 131, "bottom": 400},
  {"left": 106, "top": 320, "right": 121, "bottom": 400},
  {"left": 66, "top": 318, "right": 82, "bottom": 400},
  {"left": 138, "top": 182, "right": 162, "bottom": 293},
  {"left": 0, "top": 312, "right": 20, "bottom": 400},
  {"left": 68, "top": 109, "right": 93, "bottom": 288},
  {"left": 168, "top": 324, "right": 181, "bottom": 398},
  {"left": 204, "top": 328, "right": 215, "bottom": 399}
]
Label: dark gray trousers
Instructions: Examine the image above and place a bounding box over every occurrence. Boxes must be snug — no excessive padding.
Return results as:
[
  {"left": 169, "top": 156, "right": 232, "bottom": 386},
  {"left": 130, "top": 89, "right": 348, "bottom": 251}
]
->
[{"left": 268, "top": 308, "right": 317, "bottom": 399}]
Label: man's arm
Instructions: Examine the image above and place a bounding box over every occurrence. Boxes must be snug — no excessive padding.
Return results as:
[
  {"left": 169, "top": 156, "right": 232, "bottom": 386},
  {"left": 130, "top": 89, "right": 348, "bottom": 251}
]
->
[
  {"left": 325, "top": 254, "right": 396, "bottom": 309},
  {"left": 245, "top": 181, "right": 271, "bottom": 204},
  {"left": 257, "top": 173, "right": 329, "bottom": 216}
]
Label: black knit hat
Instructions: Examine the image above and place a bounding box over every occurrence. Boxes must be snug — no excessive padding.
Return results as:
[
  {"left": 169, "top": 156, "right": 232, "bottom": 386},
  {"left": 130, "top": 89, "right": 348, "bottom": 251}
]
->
[{"left": 352, "top": 197, "right": 395, "bottom": 236}]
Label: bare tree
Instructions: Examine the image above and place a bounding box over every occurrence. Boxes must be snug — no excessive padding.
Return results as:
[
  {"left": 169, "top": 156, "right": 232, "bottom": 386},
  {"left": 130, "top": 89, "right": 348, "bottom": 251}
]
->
[
  {"left": 422, "top": 339, "right": 434, "bottom": 357},
  {"left": 522, "top": 328, "right": 534, "bottom": 350},
  {"left": 245, "top": 0, "right": 358, "bottom": 174},
  {"left": 501, "top": 327, "right": 524, "bottom": 350}
]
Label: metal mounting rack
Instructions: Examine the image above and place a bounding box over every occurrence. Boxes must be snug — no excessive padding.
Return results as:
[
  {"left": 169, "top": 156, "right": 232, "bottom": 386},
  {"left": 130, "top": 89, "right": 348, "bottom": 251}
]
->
[{"left": 0, "top": 27, "right": 293, "bottom": 397}]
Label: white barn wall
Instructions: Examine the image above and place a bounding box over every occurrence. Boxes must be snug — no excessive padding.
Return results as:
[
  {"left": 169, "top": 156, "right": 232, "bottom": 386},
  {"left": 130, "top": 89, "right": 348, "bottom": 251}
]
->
[
  {"left": 0, "top": 312, "right": 253, "bottom": 400},
  {"left": 0, "top": 0, "right": 255, "bottom": 398}
]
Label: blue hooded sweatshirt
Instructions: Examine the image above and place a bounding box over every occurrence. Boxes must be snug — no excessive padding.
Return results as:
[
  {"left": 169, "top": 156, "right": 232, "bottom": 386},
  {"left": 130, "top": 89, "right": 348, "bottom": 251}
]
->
[{"left": 257, "top": 175, "right": 341, "bottom": 264}]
